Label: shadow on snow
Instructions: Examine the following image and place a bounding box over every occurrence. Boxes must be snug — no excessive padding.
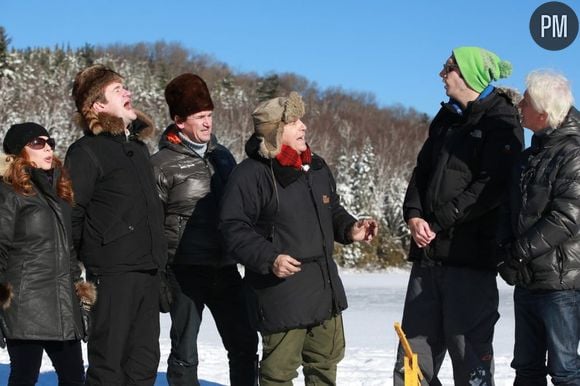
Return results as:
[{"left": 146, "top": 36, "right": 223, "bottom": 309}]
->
[{"left": 0, "top": 364, "right": 224, "bottom": 386}]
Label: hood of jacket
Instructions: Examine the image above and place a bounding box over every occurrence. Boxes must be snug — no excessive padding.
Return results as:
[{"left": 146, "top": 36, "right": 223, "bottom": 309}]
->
[
  {"left": 442, "top": 87, "right": 522, "bottom": 126},
  {"left": 73, "top": 109, "right": 156, "bottom": 141}
]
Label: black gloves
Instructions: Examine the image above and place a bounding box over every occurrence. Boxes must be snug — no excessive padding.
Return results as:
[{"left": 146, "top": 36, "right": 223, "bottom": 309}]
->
[
  {"left": 496, "top": 245, "right": 532, "bottom": 286},
  {"left": 159, "top": 269, "right": 174, "bottom": 314}
]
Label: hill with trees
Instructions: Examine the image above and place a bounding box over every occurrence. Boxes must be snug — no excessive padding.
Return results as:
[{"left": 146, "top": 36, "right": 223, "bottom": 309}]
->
[{"left": 0, "top": 26, "right": 430, "bottom": 268}]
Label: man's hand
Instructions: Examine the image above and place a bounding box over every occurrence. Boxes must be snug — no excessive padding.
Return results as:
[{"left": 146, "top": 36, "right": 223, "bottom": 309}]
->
[
  {"left": 272, "top": 254, "right": 302, "bottom": 278},
  {"left": 408, "top": 217, "right": 436, "bottom": 248},
  {"left": 349, "top": 219, "right": 379, "bottom": 242}
]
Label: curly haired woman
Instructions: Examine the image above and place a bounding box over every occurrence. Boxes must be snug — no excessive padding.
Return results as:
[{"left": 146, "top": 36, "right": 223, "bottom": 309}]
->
[{"left": 0, "top": 122, "right": 95, "bottom": 386}]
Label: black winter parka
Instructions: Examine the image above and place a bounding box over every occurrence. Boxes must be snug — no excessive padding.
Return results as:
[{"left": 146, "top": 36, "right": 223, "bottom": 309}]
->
[
  {"left": 151, "top": 126, "right": 236, "bottom": 266},
  {"left": 219, "top": 135, "right": 356, "bottom": 334},
  {"left": 0, "top": 169, "right": 84, "bottom": 340},
  {"left": 65, "top": 114, "right": 166, "bottom": 275},
  {"left": 503, "top": 107, "right": 580, "bottom": 290},
  {"left": 403, "top": 88, "right": 523, "bottom": 269}
]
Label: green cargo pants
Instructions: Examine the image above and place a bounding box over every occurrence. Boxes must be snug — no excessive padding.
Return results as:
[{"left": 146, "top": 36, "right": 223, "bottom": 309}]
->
[{"left": 259, "top": 314, "right": 345, "bottom": 386}]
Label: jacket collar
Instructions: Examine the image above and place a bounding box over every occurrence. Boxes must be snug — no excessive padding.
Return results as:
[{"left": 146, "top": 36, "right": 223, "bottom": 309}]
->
[
  {"left": 75, "top": 110, "right": 155, "bottom": 142},
  {"left": 440, "top": 87, "right": 521, "bottom": 129},
  {"left": 158, "top": 124, "right": 217, "bottom": 158},
  {"left": 531, "top": 106, "right": 580, "bottom": 150},
  {"left": 245, "top": 133, "right": 323, "bottom": 187}
]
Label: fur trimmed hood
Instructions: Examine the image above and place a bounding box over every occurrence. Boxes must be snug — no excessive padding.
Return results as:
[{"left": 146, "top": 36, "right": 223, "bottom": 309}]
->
[
  {"left": 73, "top": 109, "right": 156, "bottom": 141},
  {"left": 496, "top": 86, "right": 523, "bottom": 107}
]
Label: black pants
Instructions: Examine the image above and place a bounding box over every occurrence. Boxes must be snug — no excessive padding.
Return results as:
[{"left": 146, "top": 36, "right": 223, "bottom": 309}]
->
[
  {"left": 393, "top": 263, "right": 499, "bottom": 386},
  {"left": 166, "top": 264, "right": 258, "bottom": 386},
  {"left": 85, "top": 270, "right": 160, "bottom": 386},
  {"left": 6, "top": 339, "right": 84, "bottom": 386}
]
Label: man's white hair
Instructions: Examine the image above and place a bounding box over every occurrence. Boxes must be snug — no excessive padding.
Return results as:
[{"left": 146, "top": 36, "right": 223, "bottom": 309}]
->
[{"left": 526, "top": 70, "right": 574, "bottom": 129}]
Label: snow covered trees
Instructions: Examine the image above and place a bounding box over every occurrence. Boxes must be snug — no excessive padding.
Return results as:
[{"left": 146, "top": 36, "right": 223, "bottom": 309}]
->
[{"left": 0, "top": 34, "right": 428, "bottom": 268}]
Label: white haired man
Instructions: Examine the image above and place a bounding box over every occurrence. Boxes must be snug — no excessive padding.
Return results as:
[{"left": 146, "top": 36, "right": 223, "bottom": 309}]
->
[{"left": 497, "top": 70, "right": 580, "bottom": 386}]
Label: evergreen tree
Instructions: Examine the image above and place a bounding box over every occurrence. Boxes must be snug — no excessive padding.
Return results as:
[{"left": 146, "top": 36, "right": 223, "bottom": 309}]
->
[
  {"left": 256, "top": 74, "right": 279, "bottom": 102},
  {"left": 78, "top": 43, "right": 95, "bottom": 67},
  {"left": 0, "top": 40, "right": 428, "bottom": 267},
  {"left": 0, "top": 26, "right": 14, "bottom": 79}
]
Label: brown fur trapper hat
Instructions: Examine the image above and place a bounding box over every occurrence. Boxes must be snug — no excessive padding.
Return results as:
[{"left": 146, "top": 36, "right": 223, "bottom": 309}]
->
[
  {"left": 252, "top": 92, "right": 305, "bottom": 158},
  {"left": 72, "top": 64, "right": 123, "bottom": 115},
  {"left": 165, "top": 73, "right": 214, "bottom": 120}
]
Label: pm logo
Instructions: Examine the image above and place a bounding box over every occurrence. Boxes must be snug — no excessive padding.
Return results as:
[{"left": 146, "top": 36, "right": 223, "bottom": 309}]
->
[{"left": 530, "top": 1, "right": 578, "bottom": 50}]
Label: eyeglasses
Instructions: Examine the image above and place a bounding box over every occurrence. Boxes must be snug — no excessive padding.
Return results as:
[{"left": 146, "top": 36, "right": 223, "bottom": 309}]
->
[
  {"left": 442, "top": 62, "right": 460, "bottom": 75},
  {"left": 26, "top": 137, "right": 56, "bottom": 150}
]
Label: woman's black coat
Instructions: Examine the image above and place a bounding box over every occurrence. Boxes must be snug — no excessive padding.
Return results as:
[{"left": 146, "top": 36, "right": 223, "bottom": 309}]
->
[{"left": 0, "top": 169, "right": 83, "bottom": 340}]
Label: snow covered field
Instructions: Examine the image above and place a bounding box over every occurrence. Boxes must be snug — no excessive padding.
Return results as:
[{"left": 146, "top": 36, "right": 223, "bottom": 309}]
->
[{"left": 0, "top": 269, "right": 519, "bottom": 385}]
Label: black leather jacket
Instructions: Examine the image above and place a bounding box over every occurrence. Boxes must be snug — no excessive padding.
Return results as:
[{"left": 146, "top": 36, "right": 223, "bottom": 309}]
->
[
  {"left": 151, "top": 126, "right": 236, "bottom": 266},
  {"left": 0, "top": 168, "right": 84, "bottom": 340},
  {"left": 505, "top": 107, "right": 580, "bottom": 290}
]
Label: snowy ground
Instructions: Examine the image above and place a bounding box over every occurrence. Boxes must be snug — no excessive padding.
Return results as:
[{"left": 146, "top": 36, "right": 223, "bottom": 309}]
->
[{"left": 0, "top": 269, "right": 519, "bottom": 385}]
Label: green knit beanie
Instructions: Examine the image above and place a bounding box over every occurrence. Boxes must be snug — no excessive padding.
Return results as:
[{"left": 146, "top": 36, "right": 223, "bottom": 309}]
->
[{"left": 452, "top": 46, "right": 513, "bottom": 93}]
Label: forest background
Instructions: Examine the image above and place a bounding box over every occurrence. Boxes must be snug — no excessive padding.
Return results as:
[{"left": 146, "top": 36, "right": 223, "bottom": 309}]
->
[{"left": 0, "top": 26, "right": 431, "bottom": 268}]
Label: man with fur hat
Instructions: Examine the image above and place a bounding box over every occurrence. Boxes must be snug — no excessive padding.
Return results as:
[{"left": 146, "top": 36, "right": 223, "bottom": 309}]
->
[
  {"left": 65, "top": 64, "right": 167, "bottom": 385},
  {"left": 219, "top": 92, "right": 378, "bottom": 385},
  {"left": 151, "top": 73, "right": 258, "bottom": 386},
  {"left": 393, "top": 47, "right": 524, "bottom": 385}
]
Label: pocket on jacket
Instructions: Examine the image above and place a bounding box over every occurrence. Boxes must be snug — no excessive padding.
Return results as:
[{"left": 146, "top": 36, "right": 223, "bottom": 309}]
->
[{"left": 102, "top": 217, "right": 139, "bottom": 245}]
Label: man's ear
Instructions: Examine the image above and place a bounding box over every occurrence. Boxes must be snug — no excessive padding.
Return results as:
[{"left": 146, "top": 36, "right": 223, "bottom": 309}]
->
[
  {"left": 174, "top": 116, "right": 185, "bottom": 130},
  {"left": 92, "top": 101, "right": 106, "bottom": 114}
]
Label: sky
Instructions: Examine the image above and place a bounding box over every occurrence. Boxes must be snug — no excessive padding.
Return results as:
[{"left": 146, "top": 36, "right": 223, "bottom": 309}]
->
[{"left": 1, "top": 0, "right": 579, "bottom": 119}]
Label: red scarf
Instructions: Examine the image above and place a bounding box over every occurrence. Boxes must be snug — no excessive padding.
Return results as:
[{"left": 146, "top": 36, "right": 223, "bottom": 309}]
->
[{"left": 276, "top": 144, "right": 312, "bottom": 170}]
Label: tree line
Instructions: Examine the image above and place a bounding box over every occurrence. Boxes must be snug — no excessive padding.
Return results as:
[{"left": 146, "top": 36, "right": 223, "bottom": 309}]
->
[{"left": 0, "top": 27, "right": 430, "bottom": 268}]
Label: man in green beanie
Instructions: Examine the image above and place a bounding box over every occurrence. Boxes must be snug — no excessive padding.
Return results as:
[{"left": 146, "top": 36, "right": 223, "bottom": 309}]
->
[{"left": 394, "top": 47, "right": 524, "bottom": 385}]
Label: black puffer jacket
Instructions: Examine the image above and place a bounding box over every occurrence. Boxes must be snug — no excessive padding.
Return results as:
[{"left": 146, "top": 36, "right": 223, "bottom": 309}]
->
[
  {"left": 65, "top": 113, "right": 166, "bottom": 275},
  {"left": 151, "top": 125, "right": 236, "bottom": 266},
  {"left": 0, "top": 168, "right": 84, "bottom": 340},
  {"left": 219, "top": 134, "right": 356, "bottom": 334},
  {"left": 505, "top": 107, "right": 580, "bottom": 290},
  {"left": 403, "top": 88, "right": 523, "bottom": 269}
]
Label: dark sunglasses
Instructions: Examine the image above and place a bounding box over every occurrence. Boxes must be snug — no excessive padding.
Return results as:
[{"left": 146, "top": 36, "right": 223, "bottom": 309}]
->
[
  {"left": 442, "top": 62, "right": 460, "bottom": 75},
  {"left": 26, "top": 137, "right": 56, "bottom": 150}
]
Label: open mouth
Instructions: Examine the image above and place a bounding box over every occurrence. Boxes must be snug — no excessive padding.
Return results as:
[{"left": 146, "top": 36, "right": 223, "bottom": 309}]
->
[{"left": 124, "top": 101, "right": 132, "bottom": 110}]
